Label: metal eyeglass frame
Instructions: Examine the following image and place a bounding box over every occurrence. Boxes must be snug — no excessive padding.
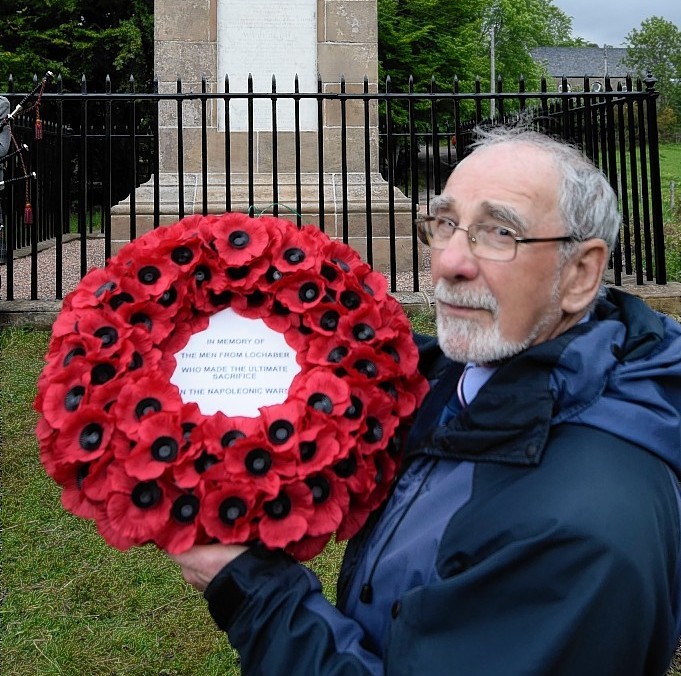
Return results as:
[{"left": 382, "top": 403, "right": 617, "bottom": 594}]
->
[{"left": 415, "top": 214, "right": 578, "bottom": 262}]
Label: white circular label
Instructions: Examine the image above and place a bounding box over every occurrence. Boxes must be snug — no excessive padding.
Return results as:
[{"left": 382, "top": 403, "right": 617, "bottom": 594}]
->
[{"left": 170, "top": 308, "right": 301, "bottom": 417}]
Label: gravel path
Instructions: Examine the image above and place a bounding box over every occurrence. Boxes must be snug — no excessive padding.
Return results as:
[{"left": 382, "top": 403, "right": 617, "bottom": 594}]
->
[{"left": 1, "top": 236, "right": 433, "bottom": 302}]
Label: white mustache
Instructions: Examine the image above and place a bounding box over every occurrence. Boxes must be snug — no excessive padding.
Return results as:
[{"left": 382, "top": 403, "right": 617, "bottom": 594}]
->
[{"left": 434, "top": 280, "right": 499, "bottom": 315}]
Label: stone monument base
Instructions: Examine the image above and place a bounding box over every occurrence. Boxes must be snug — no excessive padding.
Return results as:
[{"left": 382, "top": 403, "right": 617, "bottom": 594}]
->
[{"left": 110, "top": 173, "right": 416, "bottom": 272}]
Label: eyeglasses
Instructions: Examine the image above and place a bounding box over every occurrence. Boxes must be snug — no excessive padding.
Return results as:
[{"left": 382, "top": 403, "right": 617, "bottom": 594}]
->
[{"left": 415, "top": 215, "right": 577, "bottom": 262}]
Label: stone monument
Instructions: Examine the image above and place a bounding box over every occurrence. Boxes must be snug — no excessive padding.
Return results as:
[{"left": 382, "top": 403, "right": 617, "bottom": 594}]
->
[{"left": 112, "top": 0, "right": 413, "bottom": 270}]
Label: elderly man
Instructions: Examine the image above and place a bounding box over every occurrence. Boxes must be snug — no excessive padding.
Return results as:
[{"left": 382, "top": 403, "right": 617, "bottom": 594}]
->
[{"left": 171, "top": 129, "right": 681, "bottom": 675}]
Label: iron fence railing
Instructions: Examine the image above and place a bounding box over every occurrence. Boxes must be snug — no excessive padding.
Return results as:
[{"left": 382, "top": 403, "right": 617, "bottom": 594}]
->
[{"left": 0, "top": 71, "right": 667, "bottom": 301}]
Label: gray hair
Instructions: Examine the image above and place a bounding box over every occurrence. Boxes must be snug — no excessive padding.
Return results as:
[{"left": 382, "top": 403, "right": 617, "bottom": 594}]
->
[{"left": 464, "top": 127, "right": 621, "bottom": 259}]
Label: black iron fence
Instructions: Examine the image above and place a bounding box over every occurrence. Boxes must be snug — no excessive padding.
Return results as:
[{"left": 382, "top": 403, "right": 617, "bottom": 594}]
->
[{"left": 0, "top": 71, "right": 667, "bottom": 301}]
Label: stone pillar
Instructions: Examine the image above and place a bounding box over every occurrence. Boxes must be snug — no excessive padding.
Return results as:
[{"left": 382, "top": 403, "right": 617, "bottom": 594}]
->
[{"left": 112, "top": 0, "right": 413, "bottom": 271}]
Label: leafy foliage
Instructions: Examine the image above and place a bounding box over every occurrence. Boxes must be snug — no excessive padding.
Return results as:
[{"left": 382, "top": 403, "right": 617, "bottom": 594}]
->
[
  {"left": 0, "top": 0, "right": 153, "bottom": 91},
  {"left": 377, "top": 0, "right": 578, "bottom": 93},
  {"left": 623, "top": 16, "right": 681, "bottom": 135}
]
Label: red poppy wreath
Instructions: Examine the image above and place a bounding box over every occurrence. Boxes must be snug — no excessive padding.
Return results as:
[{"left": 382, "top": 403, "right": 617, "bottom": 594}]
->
[{"left": 35, "top": 213, "right": 429, "bottom": 561}]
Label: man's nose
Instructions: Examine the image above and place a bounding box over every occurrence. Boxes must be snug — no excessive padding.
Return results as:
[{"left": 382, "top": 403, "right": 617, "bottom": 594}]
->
[{"left": 434, "top": 228, "right": 479, "bottom": 280}]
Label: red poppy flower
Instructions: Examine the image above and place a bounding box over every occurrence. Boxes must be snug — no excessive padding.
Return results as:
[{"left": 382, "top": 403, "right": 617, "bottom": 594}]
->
[
  {"left": 155, "top": 489, "right": 205, "bottom": 554},
  {"left": 100, "top": 464, "right": 173, "bottom": 549},
  {"left": 285, "top": 533, "right": 332, "bottom": 561},
  {"left": 288, "top": 368, "right": 350, "bottom": 417},
  {"left": 303, "top": 470, "right": 350, "bottom": 536},
  {"left": 114, "top": 375, "right": 183, "bottom": 437},
  {"left": 51, "top": 405, "right": 114, "bottom": 466},
  {"left": 257, "top": 400, "right": 305, "bottom": 454},
  {"left": 257, "top": 481, "right": 314, "bottom": 549},
  {"left": 201, "top": 212, "right": 270, "bottom": 267},
  {"left": 292, "top": 411, "right": 347, "bottom": 475},
  {"left": 199, "top": 479, "right": 257, "bottom": 544},
  {"left": 220, "top": 434, "right": 288, "bottom": 497},
  {"left": 116, "top": 298, "right": 177, "bottom": 346},
  {"left": 124, "top": 411, "right": 185, "bottom": 480},
  {"left": 53, "top": 460, "right": 107, "bottom": 521},
  {"left": 270, "top": 225, "right": 321, "bottom": 274},
  {"left": 273, "top": 270, "right": 328, "bottom": 314}
]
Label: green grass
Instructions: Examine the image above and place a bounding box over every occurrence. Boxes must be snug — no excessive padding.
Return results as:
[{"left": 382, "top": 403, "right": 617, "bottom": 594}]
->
[{"left": 659, "top": 143, "right": 681, "bottom": 282}]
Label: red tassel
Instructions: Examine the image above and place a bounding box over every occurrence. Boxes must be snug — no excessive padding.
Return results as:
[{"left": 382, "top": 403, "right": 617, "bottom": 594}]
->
[
  {"left": 35, "top": 118, "right": 43, "bottom": 140},
  {"left": 24, "top": 203, "right": 33, "bottom": 225}
]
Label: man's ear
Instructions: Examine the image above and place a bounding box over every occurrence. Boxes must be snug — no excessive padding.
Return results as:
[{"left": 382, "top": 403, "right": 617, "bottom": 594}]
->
[{"left": 560, "top": 239, "right": 609, "bottom": 314}]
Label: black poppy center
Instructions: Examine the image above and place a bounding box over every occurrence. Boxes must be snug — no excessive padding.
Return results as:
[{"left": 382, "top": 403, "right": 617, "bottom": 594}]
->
[
  {"left": 209, "top": 290, "right": 233, "bottom": 307},
  {"left": 76, "top": 463, "right": 90, "bottom": 490},
  {"left": 131, "top": 313, "right": 152, "bottom": 331},
  {"left": 245, "top": 448, "right": 272, "bottom": 475},
  {"left": 131, "top": 481, "right": 162, "bottom": 509},
  {"left": 151, "top": 436, "right": 179, "bottom": 462},
  {"left": 95, "top": 280, "right": 117, "bottom": 298},
  {"left": 363, "top": 417, "right": 384, "bottom": 443},
  {"left": 300, "top": 441, "right": 317, "bottom": 462},
  {"left": 158, "top": 286, "right": 178, "bottom": 307},
  {"left": 110, "top": 292, "right": 134, "bottom": 310},
  {"left": 381, "top": 344, "right": 401, "bottom": 363},
  {"left": 354, "top": 359, "right": 378, "bottom": 378},
  {"left": 352, "top": 323, "right": 375, "bottom": 342},
  {"left": 91, "top": 363, "right": 116, "bottom": 385},
  {"left": 331, "top": 257, "right": 351, "bottom": 272},
  {"left": 308, "top": 393, "right": 333, "bottom": 414},
  {"left": 333, "top": 453, "right": 358, "bottom": 478},
  {"left": 138, "top": 265, "right": 161, "bottom": 285},
  {"left": 298, "top": 282, "right": 320, "bottom": 303},
  {"left": 65, "top": 385, "right": 86, "bottom": 412},
  {"left": 264, "top": 492, "right": 292, "bottom": 520},
  {"left": 227, "top": 266, "right": 250, "bottom": 280},
  {"left": 172, "top": 495, "right": 200, "bottom": 523},
  {"left": 129, "top": 352, "right": 144, "bottom": 371},
  {"left": 194, "top": 450, "right": 218, "bottom": 474},
  {"left": 194, "top": 265, "right": 211, "bottom": 285},
  {"left": 171, "top": 246, "right": 194, "bottom": 265},
  {"left": 63, "top": 347, "right": 86, "bottom": 366},
  {"left": 327, "top": 346, "right": 348, "bottom": 363},
  {"left": 219, "top": 497, "right": 247, "bottom": 525},
  {"left": 182, "top": 422, "right": 197, "bottom": 441},
  {"left": 273, "top": 300, "right": 290, "bottom": 316},
  {"left": 228, "top": 230, "right": 250, "bottom": 248},
  {"left": 94, "top": 326, "right": 118, "bottom": 347},
  {"left": 266, "top": 266, "right": 283, "bottom": 283},
  {"left": 284, "top": 247, "right": 305, "bottom": 264},
  {"left": 340, "top": 291, "right": 361, "bottom": 309},
  {"left": 79, "top": 422, "right": 103, "bottom": 451},
  {"left": 321, "top": 264, "right": 338, "bottom": 282},
  {"left": 320, "top": 310, "right": 339, "bottom": 331},
  {"left": 221, "top": 430, "right": 246, "bottom": 447},
  {"left": 268, "top": 420, "right": 294, "bottom": 445},
  {"left": 305, "top": 475, "right": 331, "bottom": 504},
  {"left": 135, "top": 397, "right": 162, "bottom": 419},
  {"left": 344, "top": 395, "right": 364, "bottom": 420}
]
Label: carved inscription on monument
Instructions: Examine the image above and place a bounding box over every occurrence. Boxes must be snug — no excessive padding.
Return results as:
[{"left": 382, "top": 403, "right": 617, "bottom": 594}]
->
[{"left": 217, "top": 0, "right": 318, "bottom": 131}]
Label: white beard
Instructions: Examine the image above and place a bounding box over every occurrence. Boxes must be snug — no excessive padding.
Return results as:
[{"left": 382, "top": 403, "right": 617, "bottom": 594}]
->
[{"left": 434, "top": 279, "right": 561, "bottom": 364}]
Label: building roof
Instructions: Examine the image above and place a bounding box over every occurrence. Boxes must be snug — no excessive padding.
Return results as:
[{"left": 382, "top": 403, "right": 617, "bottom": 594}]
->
[{"left": 530, "top": 46, "right": 630, "bottom": 78}]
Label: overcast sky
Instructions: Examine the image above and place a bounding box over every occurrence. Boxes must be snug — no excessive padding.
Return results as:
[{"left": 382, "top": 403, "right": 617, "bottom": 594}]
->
[{"left": 552, "top": 0, "right": 680, "bottom": 47}]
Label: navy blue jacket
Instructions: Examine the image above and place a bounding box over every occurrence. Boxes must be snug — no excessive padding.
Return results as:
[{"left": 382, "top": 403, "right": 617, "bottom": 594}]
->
[{"left": 205, "top": 287, "right": 681, "bottom": 675}]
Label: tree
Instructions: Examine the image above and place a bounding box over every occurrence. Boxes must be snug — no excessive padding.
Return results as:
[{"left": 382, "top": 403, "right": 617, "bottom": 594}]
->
[
  {"left": 0, "top": 0, "right": 154, "bottom": 91},
  {"left": 623, "top": 16, "right": 681, "bottom": 131},
  {"left": 377, "top": 0, "right": 578, "bottom": 93}
]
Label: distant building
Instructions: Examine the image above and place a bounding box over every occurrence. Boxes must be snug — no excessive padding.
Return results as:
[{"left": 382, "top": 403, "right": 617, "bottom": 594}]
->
[{"left": 530, "top": 46, "right": 630, "bottom": 92}]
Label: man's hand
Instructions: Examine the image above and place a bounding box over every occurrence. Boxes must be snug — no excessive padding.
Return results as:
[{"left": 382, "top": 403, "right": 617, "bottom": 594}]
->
[{"left": 169, "top": 544, "right": 248, "bottom": 592}]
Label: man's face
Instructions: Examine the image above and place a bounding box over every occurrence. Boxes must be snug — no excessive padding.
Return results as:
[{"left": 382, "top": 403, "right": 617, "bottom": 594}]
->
[{"left": 431, "top": 143, "right": 570, "bottom": 364}]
